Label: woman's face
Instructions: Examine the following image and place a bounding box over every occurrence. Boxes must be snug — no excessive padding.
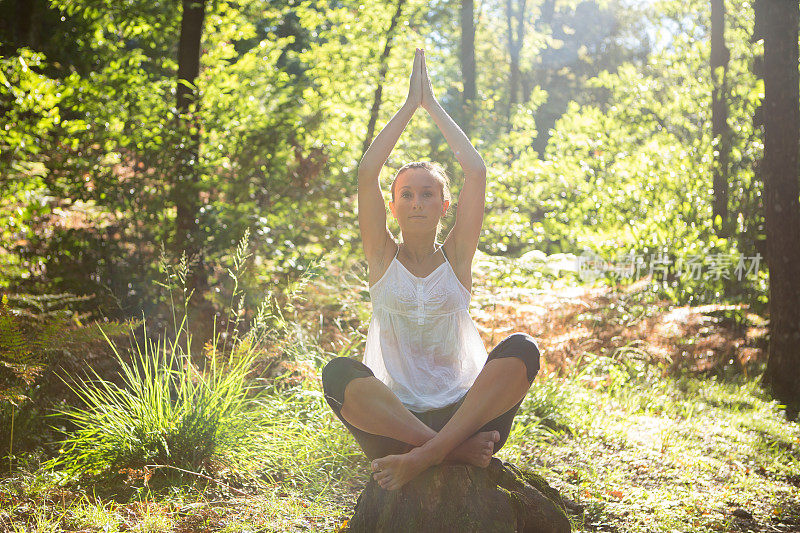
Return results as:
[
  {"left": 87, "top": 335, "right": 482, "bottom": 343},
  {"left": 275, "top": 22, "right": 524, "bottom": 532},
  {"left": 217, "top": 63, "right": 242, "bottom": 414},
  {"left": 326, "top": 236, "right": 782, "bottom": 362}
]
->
[{"left": 389, "top": 168, "right": 449, "bottom": 233}]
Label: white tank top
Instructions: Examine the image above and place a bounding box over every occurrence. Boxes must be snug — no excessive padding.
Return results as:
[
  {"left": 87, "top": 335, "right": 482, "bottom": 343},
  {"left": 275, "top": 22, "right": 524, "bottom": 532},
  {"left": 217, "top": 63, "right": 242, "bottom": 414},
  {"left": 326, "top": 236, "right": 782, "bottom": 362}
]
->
[{"left": 362, "top": 244, "right": 489, "bottom": 411}]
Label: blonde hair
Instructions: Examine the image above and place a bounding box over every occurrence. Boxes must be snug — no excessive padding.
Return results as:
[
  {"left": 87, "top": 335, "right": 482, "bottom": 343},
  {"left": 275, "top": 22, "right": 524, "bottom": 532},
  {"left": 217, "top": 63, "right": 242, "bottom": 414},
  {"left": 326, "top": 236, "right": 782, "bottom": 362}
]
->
[{"left": 390, "top": 161, "right": 452, "bottom": 238}]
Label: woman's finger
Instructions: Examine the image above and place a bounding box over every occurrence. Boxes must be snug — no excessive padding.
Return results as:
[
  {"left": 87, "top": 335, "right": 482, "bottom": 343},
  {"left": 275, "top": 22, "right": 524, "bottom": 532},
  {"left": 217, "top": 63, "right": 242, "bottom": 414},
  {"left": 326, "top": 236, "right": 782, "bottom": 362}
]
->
[{"left": 421, "top": 51, "right": 435, "bottom": 108}]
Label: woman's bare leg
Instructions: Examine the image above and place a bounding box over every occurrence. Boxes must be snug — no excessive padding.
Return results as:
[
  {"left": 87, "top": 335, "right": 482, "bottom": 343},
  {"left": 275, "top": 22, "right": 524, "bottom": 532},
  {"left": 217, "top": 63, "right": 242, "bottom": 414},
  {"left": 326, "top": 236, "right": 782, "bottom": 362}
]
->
[
  {"left": 340, "top": 376, "right": 500, "bottom": 466},
  {"left": 371, "top": 357, "right": 531, "bottom": 490},
  {"left": 340, "top": 376, "right": 435, "bottom": 447}
]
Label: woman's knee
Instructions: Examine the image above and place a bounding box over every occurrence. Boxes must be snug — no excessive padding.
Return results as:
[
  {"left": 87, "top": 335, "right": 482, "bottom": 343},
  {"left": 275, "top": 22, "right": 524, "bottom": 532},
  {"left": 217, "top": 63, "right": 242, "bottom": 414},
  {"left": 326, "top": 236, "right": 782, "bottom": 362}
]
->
[
  {"left": 496, "top": 332, "right": 541, "bottom": 383},
  {"left": 321, "top": 357, "right": 374, "bottom": 411},
  {"left": 322, "top": 356, "right": 353, "bottom": 385}
]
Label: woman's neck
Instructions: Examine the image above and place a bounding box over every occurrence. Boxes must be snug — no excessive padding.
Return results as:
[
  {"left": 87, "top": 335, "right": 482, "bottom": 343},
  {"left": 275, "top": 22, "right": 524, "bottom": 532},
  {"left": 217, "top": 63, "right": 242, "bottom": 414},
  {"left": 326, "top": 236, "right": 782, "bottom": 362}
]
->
[{"left": 399, "top": 234, "right": 440, "bottom": 264}]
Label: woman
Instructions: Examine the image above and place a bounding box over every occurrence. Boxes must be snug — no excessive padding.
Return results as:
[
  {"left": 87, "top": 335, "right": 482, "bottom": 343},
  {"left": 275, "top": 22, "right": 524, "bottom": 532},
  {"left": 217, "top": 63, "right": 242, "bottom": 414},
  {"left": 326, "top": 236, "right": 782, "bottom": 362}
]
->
[{"left": 322, "top": 48, "right": 540, "bottom": 491}]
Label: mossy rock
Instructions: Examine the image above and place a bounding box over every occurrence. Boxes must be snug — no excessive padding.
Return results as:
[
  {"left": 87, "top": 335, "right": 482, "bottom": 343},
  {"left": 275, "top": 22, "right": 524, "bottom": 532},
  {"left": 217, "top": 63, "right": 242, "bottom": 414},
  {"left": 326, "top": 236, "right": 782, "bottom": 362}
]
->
[{"left": 343, "top": 458, "right": 571, "bottom": 533}]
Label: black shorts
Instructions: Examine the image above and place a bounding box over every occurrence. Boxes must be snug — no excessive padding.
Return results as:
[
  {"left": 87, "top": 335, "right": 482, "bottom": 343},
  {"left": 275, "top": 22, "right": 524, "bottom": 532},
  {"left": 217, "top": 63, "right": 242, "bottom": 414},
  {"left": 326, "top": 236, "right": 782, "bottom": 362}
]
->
[{"left": 321, "top": 332, "right": 541, "bottom": 461}]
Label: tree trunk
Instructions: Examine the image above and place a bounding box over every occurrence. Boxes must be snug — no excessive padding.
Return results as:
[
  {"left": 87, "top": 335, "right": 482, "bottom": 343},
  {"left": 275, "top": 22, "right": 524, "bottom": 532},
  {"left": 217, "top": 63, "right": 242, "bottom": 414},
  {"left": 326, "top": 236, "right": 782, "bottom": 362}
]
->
[
  {"left": 711, "top": 0, "right": 731, "bottom": 236},
  {"left": 173, "top": 0, "right": 213, "bottom": 347},
  {"left": 529, "top": 0, "right": 556, "bottom": 155},
  {"left": 505, "top": 0, "right": 528, "bottom": 129},
  {"left": 174, "top": 0, "right": 206, "bottom": 261},
  {"left": 460, "top": 0, "right": 477, "bottom": 137},
  {"left": 754, "top": 0, "right": 800, "bottom": 419},
  {"left": 15, "top": 0, "right": 35, "bottom": 47},
  {"left": 344, "top": 459, "right": 571, "bottom": 532},
  {"left": 361, "top": 0, "right": 406, "bottom": 158}
]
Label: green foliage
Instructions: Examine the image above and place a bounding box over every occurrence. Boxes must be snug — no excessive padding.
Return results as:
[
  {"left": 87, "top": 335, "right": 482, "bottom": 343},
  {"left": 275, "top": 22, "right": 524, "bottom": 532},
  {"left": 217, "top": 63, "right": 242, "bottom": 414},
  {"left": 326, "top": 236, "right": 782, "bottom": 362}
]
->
[
  {"left": 249, "top": 383, "right": 365, "bottom": 490},
  {"left": 0, "top": 294, "right": 41, "bottom": 405},
  {"left": 0, "top": 291, "right": 133, "bottom": 468},
  {"left": 0, "top": 49, "right": 63, "bottom": 168},
  {"left": 517, "top": 376, "right": 575, "bottom": 436},
  {"left": 478, "top": 0, "right": 765, "bottom": 308},
  {"left": 49, "top": 236, "right": 266, "bottom": 479},
  {"left": 0, "top": 293, "right": 130, "bottom": 406},
  {"left": 1, "top": 0, "right": 436, "bottom": 316},
  {"left": 46, "top": 232, "right": 345, "bottom": 483},
  {"left": 51, "top": 313, "right": 264, "bottom": 478},
  {"left": 0, "top": 49, "right": 63, "bottom": 288},
  {"left": 0, "top": 0, "right": 770, "bottom": 317},
  {"left": 0, "top": 0, "right": 791, "bottom": 528},
  {"left": 4, "top": 357, "right": 798, "bottom": 531}
]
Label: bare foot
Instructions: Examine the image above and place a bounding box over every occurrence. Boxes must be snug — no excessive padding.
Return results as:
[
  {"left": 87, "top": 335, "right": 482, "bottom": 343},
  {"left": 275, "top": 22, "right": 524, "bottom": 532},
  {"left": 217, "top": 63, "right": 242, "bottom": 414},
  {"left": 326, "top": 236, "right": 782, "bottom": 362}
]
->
[
  {"left": 370, "top": 431, "right": 501, "bottom": 490},
  {"left": 371, "top": 447, "right": 436, "bottom": 491},
  {"left": 445, "top": 430, "right": 500, "bottom": 468}
]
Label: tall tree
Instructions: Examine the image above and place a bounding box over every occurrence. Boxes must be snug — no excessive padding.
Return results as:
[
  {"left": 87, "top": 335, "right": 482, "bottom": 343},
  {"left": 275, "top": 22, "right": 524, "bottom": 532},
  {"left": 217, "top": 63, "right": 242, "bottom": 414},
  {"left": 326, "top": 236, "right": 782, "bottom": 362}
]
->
[
  {"left": 522, "top": 0, "right": 554, "bottom": 105},
  {"left": 754, "top": 0, "right": 800, "bottom": 418},
  {"left": 362, "top": 0, "right": 406, "bottom": 158},
  {"left": 173, "top": 0, "right": 213, "bottom": 346},
  {"left": 13, "top": 0, "right": 35, "bottom": 47},
  {"left": 711, "top": 0, "right": 731, "bottom": 236},
  {"left": 174, "top": 0, "right": 206, "bottom": 264},
  {"left": 460, "top": 0, "right": 477, "bottom": 137},
  {"left": 505, "top": 0, "right": 528, "bottom": 129}
]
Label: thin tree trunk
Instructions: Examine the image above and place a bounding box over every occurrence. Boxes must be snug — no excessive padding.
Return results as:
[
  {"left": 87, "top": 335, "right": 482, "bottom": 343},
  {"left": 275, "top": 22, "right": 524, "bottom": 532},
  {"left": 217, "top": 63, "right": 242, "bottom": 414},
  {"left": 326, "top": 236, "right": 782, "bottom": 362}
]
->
[
  {"left": 176, "top": 0, "right": 205, "bottom": 116},
  {"left": 711, "top": 0, "right": 731, "bottom": 236},
  {"left": 362, "top": 0, "right": 406, "bottom": 158},
  {"left": 506, "top": 0, "right": 525, "bottom": 120},
  {"left": 505, "top": 0, "right": 528, "bottom": 128},
  {"left": 460, "top": 0, "right": 477, "bottom": 136},
  {"left": 15, "top": 0, "right": 34, "bottom": 46},
  {"left": 755, "top": 0, "right": 800, "bottom": 419},
  {"left": 173, "top": 0, "right": 206, "bottom": 265},
  {"left": 173, "top": 0, "right": 214, "bottom": 349},
  {"left": 529, "top": 0, "right": 556, "bottom": 154}
]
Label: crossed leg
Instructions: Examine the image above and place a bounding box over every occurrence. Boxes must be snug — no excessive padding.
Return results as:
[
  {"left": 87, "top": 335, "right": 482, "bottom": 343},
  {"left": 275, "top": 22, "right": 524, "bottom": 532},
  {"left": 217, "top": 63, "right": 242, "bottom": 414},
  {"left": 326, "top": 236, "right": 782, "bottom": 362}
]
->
[
  {"left": 340, "top": 375, "right": 501, "bottom": 469},
  {"left": 340, "top": 356, "right": 531, "bottom": 491}
]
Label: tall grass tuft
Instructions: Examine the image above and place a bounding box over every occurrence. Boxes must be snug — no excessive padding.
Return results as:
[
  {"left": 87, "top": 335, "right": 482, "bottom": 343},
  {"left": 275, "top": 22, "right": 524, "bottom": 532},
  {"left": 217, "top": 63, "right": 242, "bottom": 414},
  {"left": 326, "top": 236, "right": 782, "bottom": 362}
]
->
[
  {"left": 52, "top": 315, "right": 263, "bottom": 479},
  {"left": 50, "top": 232, "right": 275, "bottom": 480}
]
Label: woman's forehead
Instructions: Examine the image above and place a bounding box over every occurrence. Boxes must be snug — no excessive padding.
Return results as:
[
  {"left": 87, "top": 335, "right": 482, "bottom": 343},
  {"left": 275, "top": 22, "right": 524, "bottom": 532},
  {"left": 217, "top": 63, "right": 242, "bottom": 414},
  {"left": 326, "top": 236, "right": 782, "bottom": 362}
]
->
[{"left": 396, "top": 168, "right": 438, "bottom": 188}]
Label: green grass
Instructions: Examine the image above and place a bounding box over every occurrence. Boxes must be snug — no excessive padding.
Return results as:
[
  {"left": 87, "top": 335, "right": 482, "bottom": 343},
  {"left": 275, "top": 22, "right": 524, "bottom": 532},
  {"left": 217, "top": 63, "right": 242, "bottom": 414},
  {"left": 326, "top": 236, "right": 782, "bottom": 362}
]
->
[
  {"left": 2, "top": 355, "right": 797, "bottom": 532},
  {"left": 49, "top": 312, "right": 270, "bottom": 480},
  {"left": 497, "top": 361, "right": 800, "bottom": 532}
]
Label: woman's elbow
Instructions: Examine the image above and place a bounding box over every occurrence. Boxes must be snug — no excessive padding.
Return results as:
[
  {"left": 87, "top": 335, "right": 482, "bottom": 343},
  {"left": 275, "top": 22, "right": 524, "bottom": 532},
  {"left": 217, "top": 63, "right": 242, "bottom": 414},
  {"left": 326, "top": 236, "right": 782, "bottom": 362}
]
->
[{"left": 466, "top": 166, "right": 487, "bottom": 182}]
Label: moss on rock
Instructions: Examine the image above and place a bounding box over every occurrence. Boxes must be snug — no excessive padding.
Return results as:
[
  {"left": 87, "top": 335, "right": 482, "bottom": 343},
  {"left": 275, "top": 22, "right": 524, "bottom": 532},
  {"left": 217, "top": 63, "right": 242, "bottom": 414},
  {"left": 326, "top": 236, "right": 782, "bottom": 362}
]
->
[{"left": 343, "top": 458, "right": 571, "bottom": 533}]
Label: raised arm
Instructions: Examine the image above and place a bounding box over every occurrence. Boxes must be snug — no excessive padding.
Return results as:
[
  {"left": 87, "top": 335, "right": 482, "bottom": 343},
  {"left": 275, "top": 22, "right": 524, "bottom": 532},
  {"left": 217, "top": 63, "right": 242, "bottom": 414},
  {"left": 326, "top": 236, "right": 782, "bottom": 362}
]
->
[
  {"left": 357, "top": 49, "right": 423, "bottom": 273},
  {"left": 420, "top": 51, "right": 487, "bottom": 268}
]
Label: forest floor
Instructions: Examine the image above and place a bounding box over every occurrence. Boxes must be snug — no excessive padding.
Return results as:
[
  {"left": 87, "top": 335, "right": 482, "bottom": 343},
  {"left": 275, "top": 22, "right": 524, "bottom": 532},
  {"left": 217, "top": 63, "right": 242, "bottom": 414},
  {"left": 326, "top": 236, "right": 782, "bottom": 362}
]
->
[{"left": 1, "top": 271, "right": 799, "bottom": 532}]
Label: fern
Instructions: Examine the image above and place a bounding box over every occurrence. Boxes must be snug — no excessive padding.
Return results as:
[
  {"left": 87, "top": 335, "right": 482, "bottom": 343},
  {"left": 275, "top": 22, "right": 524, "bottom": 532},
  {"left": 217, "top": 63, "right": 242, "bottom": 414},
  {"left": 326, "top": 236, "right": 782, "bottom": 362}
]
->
[
  {"left": 0, "top": 293, "right": 133, "bottom": 405},
  {"left": 0, "top": 294, "right": 44, "bottom": 404}
]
